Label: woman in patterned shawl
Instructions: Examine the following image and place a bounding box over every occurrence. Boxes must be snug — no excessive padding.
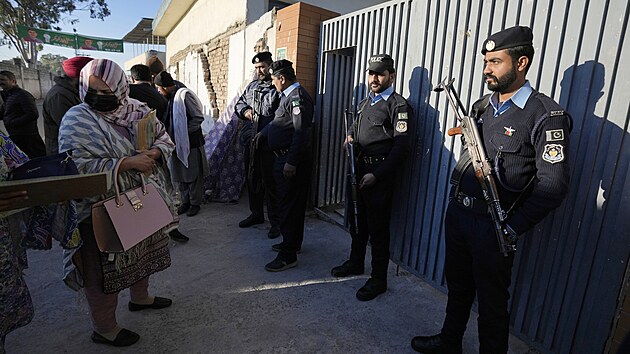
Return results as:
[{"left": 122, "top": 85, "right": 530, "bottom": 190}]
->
[
  {"left": 0, "top": 132, "right": 32, "bottom": 350},
  {"left": 58, "top": 59, "right": 176, "bottom": 347}
]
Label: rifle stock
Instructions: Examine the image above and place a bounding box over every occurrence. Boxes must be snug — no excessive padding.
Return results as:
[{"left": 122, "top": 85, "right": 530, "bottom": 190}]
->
[
  {"left": 435, "top": 77, "right": 516, "bottom": 256},
  {"left": 345, "top": 109, "right": 360, "bottom": 235}
]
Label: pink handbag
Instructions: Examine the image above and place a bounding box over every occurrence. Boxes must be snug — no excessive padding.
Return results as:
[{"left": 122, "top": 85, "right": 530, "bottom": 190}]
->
[{"left": 92, "top": 157, "right": 173, "bottom": 253}]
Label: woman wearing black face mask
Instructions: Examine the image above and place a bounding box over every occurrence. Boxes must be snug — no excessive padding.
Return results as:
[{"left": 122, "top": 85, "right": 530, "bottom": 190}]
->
[{"left": 58, "top": 59, "right": 178, "bottom": 347}]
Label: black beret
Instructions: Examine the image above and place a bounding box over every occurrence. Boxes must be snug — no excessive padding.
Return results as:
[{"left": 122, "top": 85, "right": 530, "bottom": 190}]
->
[
  {"left": 153, "top": 71, "right": 175, "bottom": 87},
  {"left": 481, "top": 26, "right": 533, "bottom": 54},
  {"left": 268, "top": 59, "right": 294, "bottom": 76},
  {"left": 367, "top": 54, "right": 395, "bottom": 73},
  {"left": 252, "top": 51, "right": 273, "bottom": 64}
]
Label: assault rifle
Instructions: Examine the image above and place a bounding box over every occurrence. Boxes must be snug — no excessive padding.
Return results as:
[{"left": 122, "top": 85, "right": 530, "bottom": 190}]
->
[
  {"left": 247, "top": 89, "right": 264, "bottom": 193},
  {"left": 434, "top": 78, "right": 516, "bottom": 256},
  {"left": 345, "top": 109, "right": 360, "bottom": 235}
]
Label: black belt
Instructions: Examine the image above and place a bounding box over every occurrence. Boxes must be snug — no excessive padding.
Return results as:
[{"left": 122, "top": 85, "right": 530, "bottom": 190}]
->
[
  {"left": 273, "top": 148, "right": 289, "bottom": 157},
  {"left": 361, "top": 155, "right": 387, "bottom": 164},
  {"left": 451, "top": 191, "right": 489, "bottom": 214}
]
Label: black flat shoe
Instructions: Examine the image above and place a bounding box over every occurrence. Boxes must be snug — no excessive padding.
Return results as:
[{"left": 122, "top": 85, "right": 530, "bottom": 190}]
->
[
  {"left": 267, "top": 225, "right": 281, "bottom": 239},
  {"left": 91, "top": 328, "right": 139, "bottom": 347},
  {"left": 128, "top": 296, "right": 173, "bottom": 312},
  {"left": 186, "top": 205, "right": 200, "bottom": 217},
  {"left": 177, "top": 203, "right": 190, "bottom": 215},
  {"left": 169, "top": 229, "right": 190, "bottom": 242},
  {"left": 265, "top": 255, "right": 298, "bottom": 272}
]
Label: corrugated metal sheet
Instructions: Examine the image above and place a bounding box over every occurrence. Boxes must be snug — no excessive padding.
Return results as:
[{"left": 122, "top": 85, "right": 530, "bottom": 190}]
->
[{"left": 315, "top": 0, "right": 630, "bottom": 352}]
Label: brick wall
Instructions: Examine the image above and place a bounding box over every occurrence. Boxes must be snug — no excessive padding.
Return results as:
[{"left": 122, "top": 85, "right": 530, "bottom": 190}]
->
[
  {"left": 276, "top": 2, "right": 338, "bottom": 100},
  {"left": 169, "top": 24, "right": 243, "bottom": 115}
]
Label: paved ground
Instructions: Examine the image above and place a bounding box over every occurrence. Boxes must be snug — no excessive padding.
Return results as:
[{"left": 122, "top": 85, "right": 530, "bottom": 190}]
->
[
  {"left": 5, "top": 198, "right": 533, "bottom": 353},
  {"left": 3, "top": 101, "right": 534, "bottom": 353}
]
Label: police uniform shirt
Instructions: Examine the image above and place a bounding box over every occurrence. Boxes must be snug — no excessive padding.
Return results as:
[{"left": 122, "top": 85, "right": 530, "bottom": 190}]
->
[
  {"left": 261, "top": 82, "right": 314, "bottom": 165},
  {"left": 350, "top": 87, "right": 412, "bottom": 180},
  {"left": 457, "top": 80, "right": 571, "bottom": 235},
  {"left": 235, "top": 78, "right": 281, "bottom": 131}
]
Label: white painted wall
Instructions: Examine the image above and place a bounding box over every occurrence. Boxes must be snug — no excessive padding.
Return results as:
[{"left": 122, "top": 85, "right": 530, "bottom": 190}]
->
[
  {"left": 227, "top": 10, "right": 276, "bottom": 103},
  {"left": 164, "top": 0, "right": 248, "bottom": 66}
]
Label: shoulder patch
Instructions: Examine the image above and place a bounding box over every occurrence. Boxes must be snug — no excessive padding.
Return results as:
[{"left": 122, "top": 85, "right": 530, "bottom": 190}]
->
[
  {"left": 292, "top": 106, "right": 301, "bottom": 115},
  {"left": 550, "top": 110, "right": 565, "bottom": 117},
  {"left": 542, "top": 144, "right": 565, "bottom": 164},
  {"left": 395, "top": 120, "right": 408, "bottom": 133},
  {"left": 398, "top": 112, "right": 408, "bottom": 120},
  {"left": 291, "top": 99, "right": 301, "bottom": 107}
]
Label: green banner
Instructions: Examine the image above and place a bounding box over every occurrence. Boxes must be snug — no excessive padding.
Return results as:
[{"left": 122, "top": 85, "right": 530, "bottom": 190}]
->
[
  {"left": 76, "top": 35, "right": 123, "bottom": 53},
  {"left": 17, "top": 25, "right": 76, "bottom": 49},
  {"left": 17, "top": 25, "right": 124, "bottom": 53}
]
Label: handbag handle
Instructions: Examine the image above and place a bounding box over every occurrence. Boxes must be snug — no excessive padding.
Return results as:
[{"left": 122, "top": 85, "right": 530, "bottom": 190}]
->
[{"left": 111, "top": 157, "right": 148, "bottom": 208}]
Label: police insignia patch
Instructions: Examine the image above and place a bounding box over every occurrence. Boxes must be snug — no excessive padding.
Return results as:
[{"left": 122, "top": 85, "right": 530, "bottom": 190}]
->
[
  {"left": 291, "top": 100, "right": 301, "bottom": 107},
  {"left": 292, "top": 106, "right": 301, "bottom": 115},
  {"left": 395, "top": 120, "right": 407, "bottom": 133},
  {"left": 550, "top": 110, "right": 565, "bottom": 117},
  {"left": 545, "top": 129, "right": 564, "bottom": 141},
  {"left": 542, "top": 144, "right": 565, "bottom": 164},
  {"left": 398, "top": 112, "right": 408, "bottom": 120}
]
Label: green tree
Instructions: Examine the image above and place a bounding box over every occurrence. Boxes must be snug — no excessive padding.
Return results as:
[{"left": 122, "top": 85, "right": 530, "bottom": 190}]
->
[
  {"left": 0, "top": 1, "right": 110, "bottom": 68},
  {"left": 38, "top": 53, "right": 67, "bottom": 73}
]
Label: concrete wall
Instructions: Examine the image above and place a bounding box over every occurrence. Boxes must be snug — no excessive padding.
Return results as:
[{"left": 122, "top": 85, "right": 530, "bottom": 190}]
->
[
  {"left": 0, "top": 61, "right": 54, "bottom": 99},
  {"left": 227, "top": 10, "right": 277, "bottom": 103},
  {"left": 164, "top": 0, "right": 248, "bottom": 66}
]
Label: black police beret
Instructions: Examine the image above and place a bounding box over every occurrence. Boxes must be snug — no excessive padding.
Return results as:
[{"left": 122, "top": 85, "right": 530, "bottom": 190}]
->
[
  {"left": 367, "top": 54, "right": 395, "bottom": 73},
  {"left": 481, "top": 26, "right": 533, "bottom": 54},
  {"left": 252, "top": 51, "right": 273, "bottom": 64},
  {"left": 153, "top": 71, "right": 175, "bottom": 87},
  {"left": 268, "top": 59, "right": 294, "bottom": 76}
]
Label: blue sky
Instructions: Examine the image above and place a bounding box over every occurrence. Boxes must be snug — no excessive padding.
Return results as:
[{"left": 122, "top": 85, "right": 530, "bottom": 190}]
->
[{"left": 0, "top": 0, "right": 164, "bottom": 67}]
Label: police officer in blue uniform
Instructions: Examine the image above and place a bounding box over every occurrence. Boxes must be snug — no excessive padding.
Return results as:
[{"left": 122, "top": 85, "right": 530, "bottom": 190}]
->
[
  {"left": 411, "top": 26, "right": 571, "bottom": 353},
  {"left": 331, "top": 54, "right": 412, "bottom": 301},
  {"left": 235, "top": 52, "right": 282, "bottom": 239},
  {"left": 257, "top": 59, "right": 314, "bottom": 272}
]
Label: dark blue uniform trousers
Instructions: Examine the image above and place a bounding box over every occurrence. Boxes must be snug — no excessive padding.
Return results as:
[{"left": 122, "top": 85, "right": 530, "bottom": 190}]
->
[
  {"left": 347, "top": 161, "right": 395, "bottom": 281},
  {"left": 273, "top": 154, "right": 312, "bottom": 260},
  {"left": 243, "top": 144, "right": 279, "bottom": 227},
  {"left": 441, "top": 201, "right": 515, "bottom": 354}
]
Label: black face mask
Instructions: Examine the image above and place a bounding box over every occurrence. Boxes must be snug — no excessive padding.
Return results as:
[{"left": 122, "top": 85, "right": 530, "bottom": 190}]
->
[{"left": 84, "top": 92, "right": 120, "bottom": 112}]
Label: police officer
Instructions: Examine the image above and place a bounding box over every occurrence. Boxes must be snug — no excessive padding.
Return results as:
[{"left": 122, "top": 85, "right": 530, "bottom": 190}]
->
[
  {"left": 411, "top": 26, "right": 571, "bottom": 353},
  {"left": 235, "top": 51, "right": 282, "bottom": 239},
  {"left": 331, "top": 54, "right": 412, "bottom": 301},
  {"left": 257, "top": 59, "right": 314, "bottom": 272}
]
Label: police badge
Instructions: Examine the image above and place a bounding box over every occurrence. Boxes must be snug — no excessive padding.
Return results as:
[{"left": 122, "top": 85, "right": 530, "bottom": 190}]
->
[
  {"left": 395, "top": 120, "right": 407, "bottom": 133},
  {"left": 542, "top": 144, "right": 565, "bottom": 164}
]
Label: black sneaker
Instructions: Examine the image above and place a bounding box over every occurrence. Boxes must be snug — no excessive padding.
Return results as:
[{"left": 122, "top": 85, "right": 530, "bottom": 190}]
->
[
  {"left": 271, "top": 242, "right": 301, "bottom": 253},
  {"left": 331, "top": 260, "right": 364, "bottom": 277},
  {"left": 186, "top": 205, "right": 200, "bottom": 217},
  {"left": 265, "top": 254, "right": 298, "bottom": 272},
  {"left": 356, "top": 278, "right": 387, "bottom": 301},
  {"left": 177, "top": 203, "right": 190, "bottom": 215},
  {"left": 169, "top": 229, "right": 190, "bottom": 242},
  {"left": 267, "top": 225, "right": 281, "bottom": 239},
  {"left": 239, "top": 214, "right": 264, "bottom": 228}
]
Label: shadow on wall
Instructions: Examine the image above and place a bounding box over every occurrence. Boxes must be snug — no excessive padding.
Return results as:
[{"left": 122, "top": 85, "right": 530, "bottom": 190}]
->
[{"left": 391, "top": 66, "right": 454, "bottom": 280}]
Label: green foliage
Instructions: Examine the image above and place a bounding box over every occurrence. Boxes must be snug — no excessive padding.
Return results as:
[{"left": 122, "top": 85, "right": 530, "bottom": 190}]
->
[
  {"left": 38, "top": 53, "right": 68, "bottom": 73},
  {"left": 0, "top": 1, "right": 110, "bottom": 67}
]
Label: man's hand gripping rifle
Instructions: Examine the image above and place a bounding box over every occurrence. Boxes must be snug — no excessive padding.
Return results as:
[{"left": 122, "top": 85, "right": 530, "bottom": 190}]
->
[
  {"left": 345, "top": 109, "right": 360, "bottom": 235},
  {"left": 434, "top": 78, "right": 516, "bottom": 256}
]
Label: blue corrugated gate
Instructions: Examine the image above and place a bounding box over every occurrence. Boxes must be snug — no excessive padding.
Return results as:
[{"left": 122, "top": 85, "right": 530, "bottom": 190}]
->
[{"left": 313, "top": 0, "right": 630, "bottom": 353}]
